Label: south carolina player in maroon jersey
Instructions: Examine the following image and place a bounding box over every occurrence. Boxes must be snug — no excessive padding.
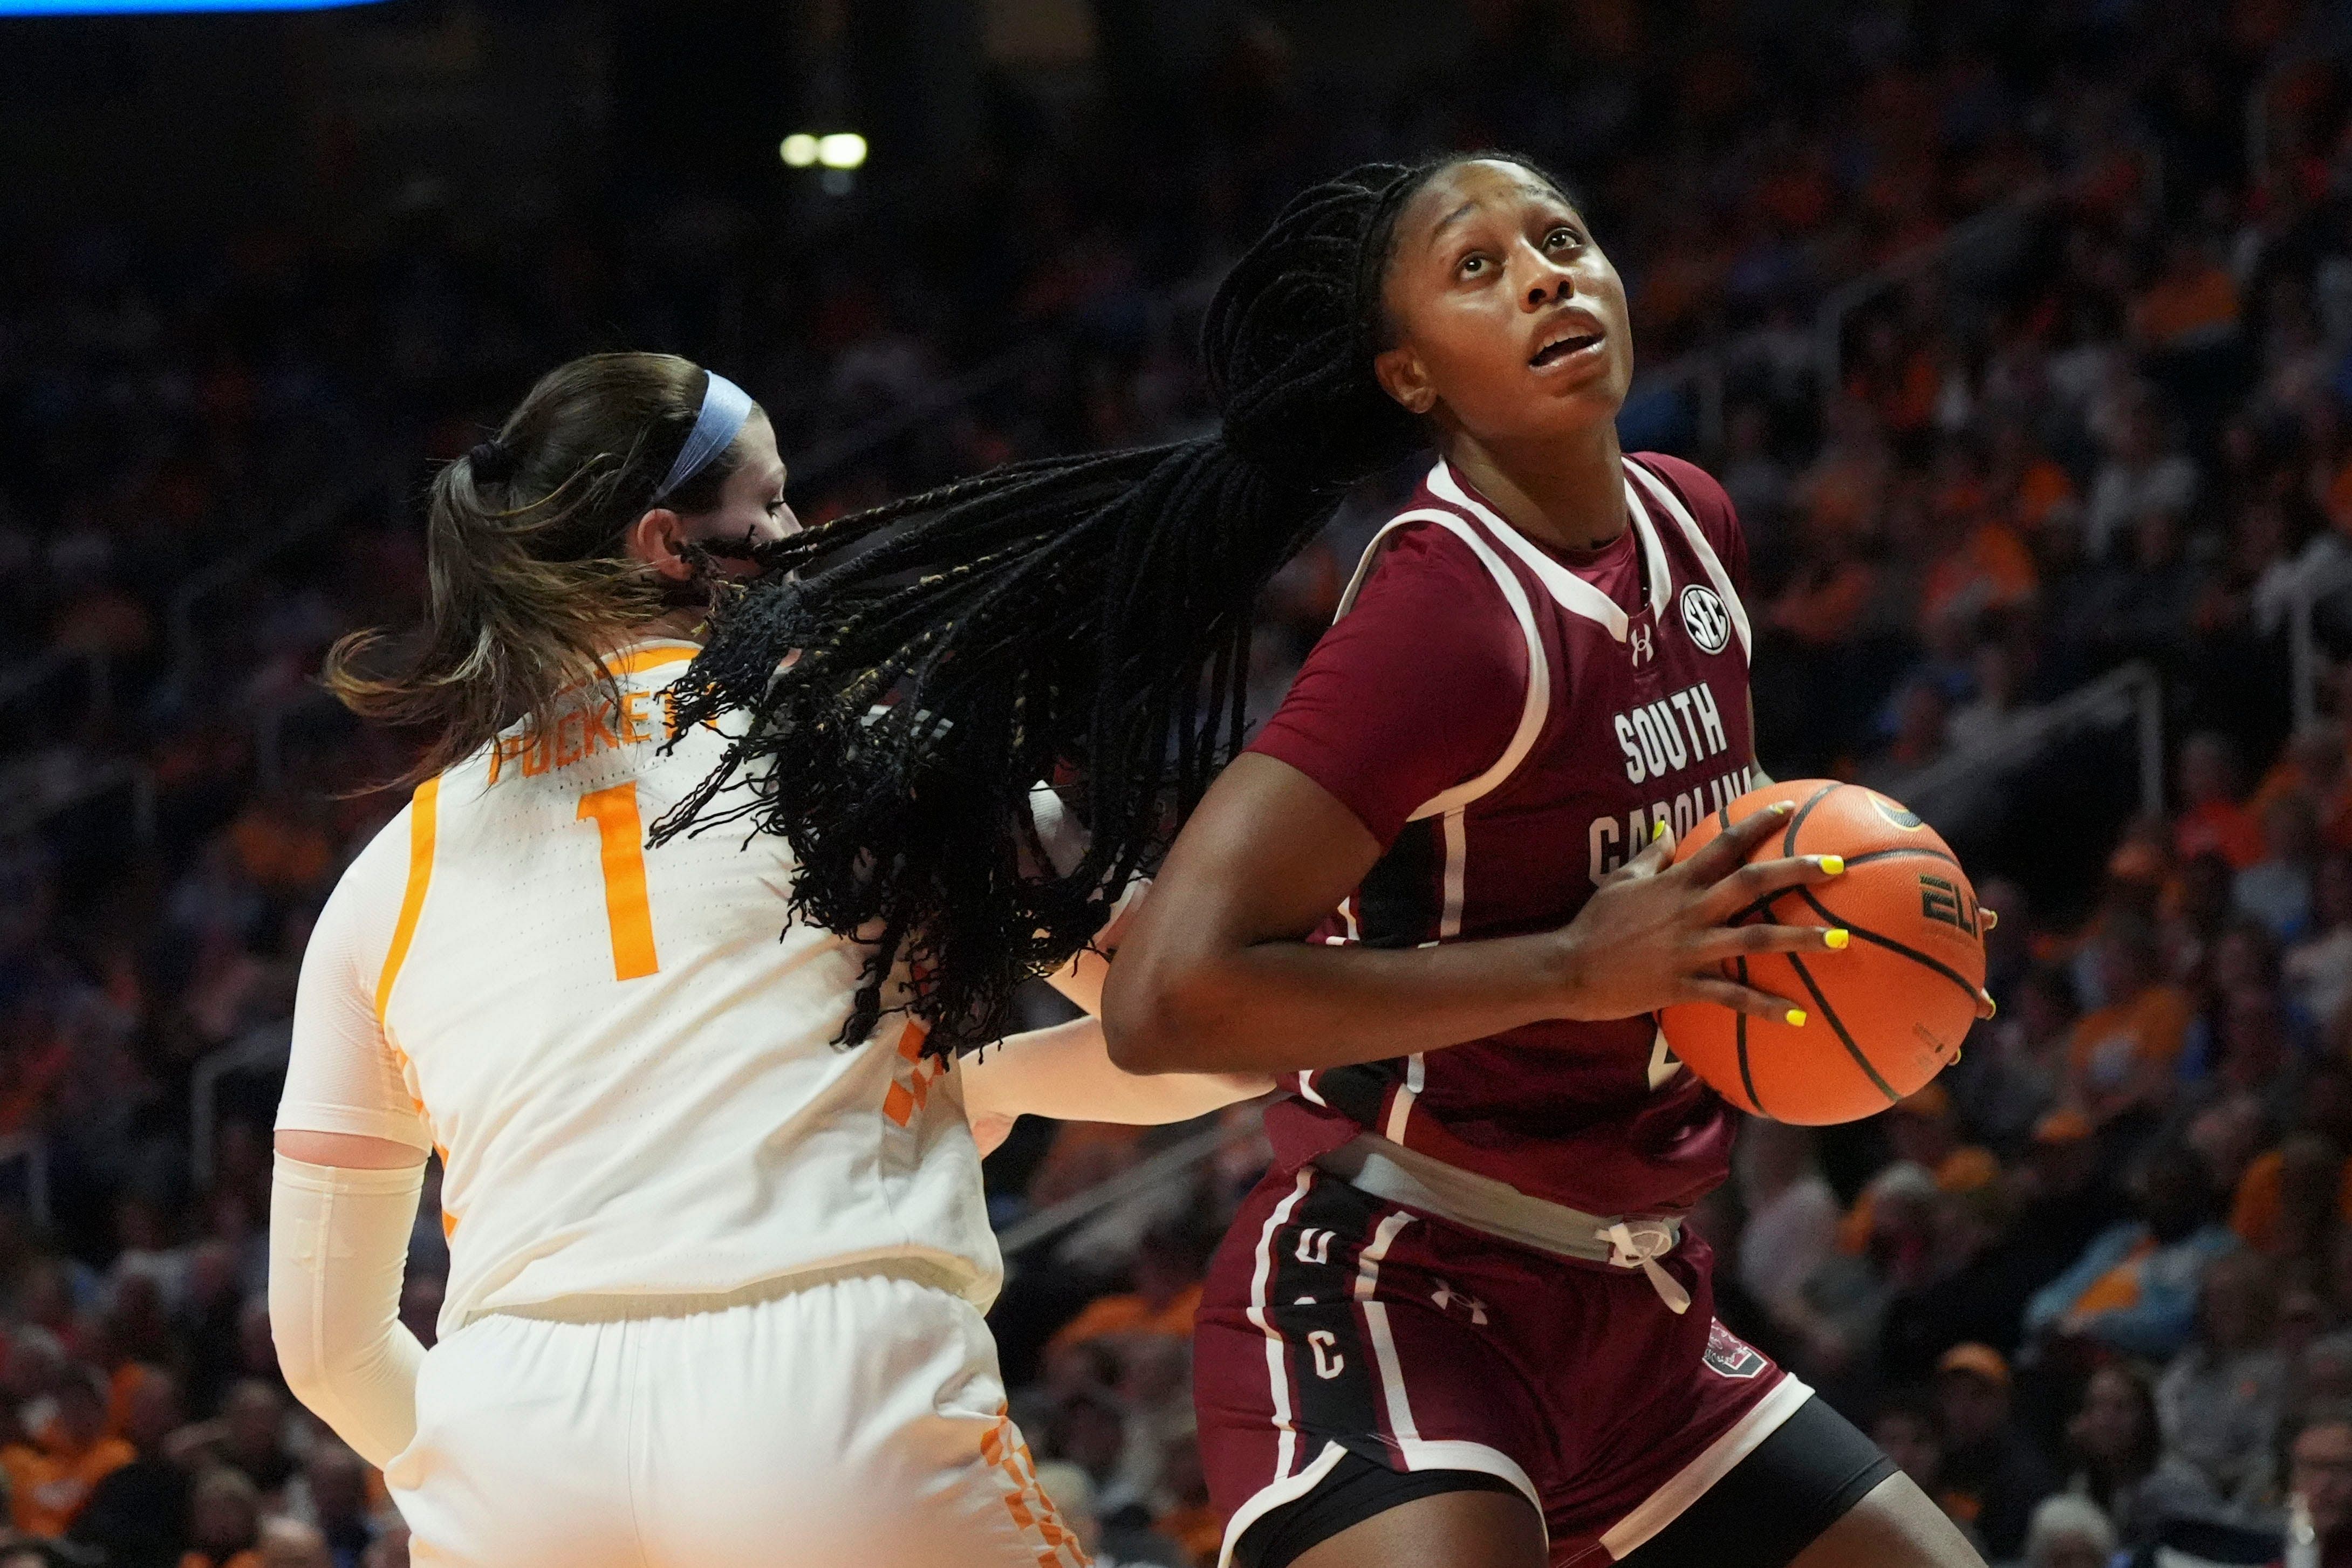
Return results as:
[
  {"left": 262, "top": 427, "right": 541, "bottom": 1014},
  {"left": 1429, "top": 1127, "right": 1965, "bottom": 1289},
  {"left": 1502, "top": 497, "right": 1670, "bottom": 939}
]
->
[
  {"left": 1100, "top": 159, "right": 1991, "bottom": 1568},
  {"left": 657, "top": 154, "right": 1989, "bottom": 1568}
]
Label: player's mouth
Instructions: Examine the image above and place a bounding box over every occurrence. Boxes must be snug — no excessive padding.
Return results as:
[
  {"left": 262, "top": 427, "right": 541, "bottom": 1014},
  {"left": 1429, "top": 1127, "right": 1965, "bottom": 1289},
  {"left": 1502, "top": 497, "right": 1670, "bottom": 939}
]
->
[{"left": 1528, "top": 317, "right": 1608, "bottom": 372}]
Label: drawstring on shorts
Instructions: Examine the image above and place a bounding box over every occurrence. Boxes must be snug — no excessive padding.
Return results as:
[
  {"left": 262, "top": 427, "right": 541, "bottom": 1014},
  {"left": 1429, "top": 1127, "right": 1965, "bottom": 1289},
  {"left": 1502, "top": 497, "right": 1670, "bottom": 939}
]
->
[{"left": 1599, "top": 1221, "right": 1692, "bottom": 1314}]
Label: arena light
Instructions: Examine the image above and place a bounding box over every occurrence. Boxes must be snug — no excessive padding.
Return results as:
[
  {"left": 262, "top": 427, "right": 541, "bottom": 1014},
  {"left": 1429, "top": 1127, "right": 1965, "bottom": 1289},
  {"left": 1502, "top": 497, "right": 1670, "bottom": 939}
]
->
[
  {"left": 782, "top": 133, "right": 868, "bottom": 176},
  {"left": 816, "top": 133, "right": 867, "bottom": 170},
  {"left": 0, "top": 0, "right": 389, "bottom": 11}
]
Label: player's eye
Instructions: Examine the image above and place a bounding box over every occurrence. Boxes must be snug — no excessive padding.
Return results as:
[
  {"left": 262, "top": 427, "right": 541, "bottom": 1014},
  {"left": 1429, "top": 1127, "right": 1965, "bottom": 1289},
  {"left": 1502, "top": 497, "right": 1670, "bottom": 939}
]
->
[
  {"left": 1545, "top": 227, "right": 1580, "bottom": 251},
  {"left": 1458, "top": 254, "right": 1489, "bottom": 278}
]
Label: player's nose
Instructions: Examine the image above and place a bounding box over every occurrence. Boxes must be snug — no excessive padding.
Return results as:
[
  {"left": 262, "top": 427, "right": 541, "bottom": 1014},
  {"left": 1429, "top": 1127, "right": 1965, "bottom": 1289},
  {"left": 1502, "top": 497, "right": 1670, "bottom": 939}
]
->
[{"left": 1516, "top": 247, "right": 1576, "bottom": 310}]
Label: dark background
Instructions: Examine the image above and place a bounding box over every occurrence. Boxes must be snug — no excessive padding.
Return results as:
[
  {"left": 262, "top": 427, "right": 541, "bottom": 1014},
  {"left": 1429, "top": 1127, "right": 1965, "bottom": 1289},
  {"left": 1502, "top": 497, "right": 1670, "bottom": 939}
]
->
[{"left": 0, "top": 3, "right": 2346, "bottom": 1565}]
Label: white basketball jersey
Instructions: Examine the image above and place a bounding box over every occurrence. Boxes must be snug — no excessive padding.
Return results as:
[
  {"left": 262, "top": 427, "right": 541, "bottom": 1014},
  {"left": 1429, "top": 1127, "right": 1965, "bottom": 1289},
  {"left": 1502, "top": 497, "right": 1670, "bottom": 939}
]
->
[{"left": 278, "top": 641, "right": 997, "bottom": 1336}]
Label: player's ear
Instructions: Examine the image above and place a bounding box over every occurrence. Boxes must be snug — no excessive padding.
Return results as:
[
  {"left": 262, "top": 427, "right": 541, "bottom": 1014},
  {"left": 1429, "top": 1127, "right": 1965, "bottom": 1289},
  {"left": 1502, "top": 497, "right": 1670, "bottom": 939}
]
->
[
  {"left": 1373, "top": 343, "right": 1437, "bottom": 417},
  {"left": 624, "top": 508, "right": 696, "bottom": 582}
]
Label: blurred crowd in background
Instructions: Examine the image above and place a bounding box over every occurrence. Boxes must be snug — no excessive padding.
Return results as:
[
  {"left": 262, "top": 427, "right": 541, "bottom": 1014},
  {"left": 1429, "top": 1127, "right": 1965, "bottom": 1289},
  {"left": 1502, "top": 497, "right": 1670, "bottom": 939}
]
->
[{"left": 0, "top": 0, "right": 2349, "bottom": 1564}]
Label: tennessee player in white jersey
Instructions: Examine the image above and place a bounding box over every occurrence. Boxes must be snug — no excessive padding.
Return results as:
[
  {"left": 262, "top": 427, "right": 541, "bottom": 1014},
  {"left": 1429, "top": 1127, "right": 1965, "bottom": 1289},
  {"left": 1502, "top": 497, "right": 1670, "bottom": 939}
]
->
[{"left": 267, "top": 353, "right": 1264, "bottom": 1568}]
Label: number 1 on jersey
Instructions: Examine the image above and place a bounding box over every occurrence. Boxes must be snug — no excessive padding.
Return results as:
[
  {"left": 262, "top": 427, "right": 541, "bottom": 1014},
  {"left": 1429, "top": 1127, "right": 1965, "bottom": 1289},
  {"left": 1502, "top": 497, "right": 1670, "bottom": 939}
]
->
[{"left": 577, "top": 783, "right": 659, "bottom": 981}]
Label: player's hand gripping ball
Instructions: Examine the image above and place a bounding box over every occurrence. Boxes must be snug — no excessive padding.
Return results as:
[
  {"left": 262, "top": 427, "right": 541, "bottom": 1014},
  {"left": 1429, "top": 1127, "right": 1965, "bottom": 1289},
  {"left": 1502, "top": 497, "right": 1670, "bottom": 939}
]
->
[{"left": 1658, "top": 780, "right": 1988, "bottom": 1125}]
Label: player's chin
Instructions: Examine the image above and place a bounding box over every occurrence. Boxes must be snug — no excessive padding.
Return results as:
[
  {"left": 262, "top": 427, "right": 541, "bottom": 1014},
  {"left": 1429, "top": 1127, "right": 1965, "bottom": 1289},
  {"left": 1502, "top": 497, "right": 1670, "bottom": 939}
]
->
[
  {"left": 1520, "top": 376, "right": 1625, "bottom": 435},
  {"left": 1529, "top": 352, "right": 1627, "bottom": 402}
]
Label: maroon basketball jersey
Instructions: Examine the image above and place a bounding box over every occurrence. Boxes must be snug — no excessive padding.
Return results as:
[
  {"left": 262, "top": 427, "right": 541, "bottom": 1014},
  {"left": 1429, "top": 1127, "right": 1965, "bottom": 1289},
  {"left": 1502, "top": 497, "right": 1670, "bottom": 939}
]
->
[{"left": 1264, "top": 454, "right": 1758, "bottom": 1217}]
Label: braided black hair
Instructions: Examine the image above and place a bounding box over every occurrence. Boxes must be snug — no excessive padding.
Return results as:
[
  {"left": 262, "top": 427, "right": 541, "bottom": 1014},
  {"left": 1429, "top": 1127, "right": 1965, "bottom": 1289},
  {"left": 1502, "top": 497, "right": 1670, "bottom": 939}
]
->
[{"left": 654, "top": 152, "right": 1570, "bottom": 1056}]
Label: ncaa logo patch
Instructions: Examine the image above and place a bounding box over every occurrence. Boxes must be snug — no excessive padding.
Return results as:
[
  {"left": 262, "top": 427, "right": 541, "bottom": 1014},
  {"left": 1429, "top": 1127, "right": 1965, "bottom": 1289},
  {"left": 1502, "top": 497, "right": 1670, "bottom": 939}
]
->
[
  {"left": 1703, "top": 1320, "right": 1768, "bottom": 1380},
  {"left": 1679, "top": 584, "right": 1731, "bottom": 654}
]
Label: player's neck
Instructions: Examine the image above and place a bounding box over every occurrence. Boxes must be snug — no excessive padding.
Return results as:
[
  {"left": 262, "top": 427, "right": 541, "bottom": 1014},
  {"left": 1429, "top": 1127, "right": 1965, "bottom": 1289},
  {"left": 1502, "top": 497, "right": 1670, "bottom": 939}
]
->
[{"left": 1441, "top": 424, "right": 1629, "bottom": 553}]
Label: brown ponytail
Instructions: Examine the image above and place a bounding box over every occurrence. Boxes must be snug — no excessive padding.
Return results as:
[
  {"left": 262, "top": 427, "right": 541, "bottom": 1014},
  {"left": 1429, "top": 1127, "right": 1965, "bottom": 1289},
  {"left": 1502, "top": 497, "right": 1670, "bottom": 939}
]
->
[{"left": 324, "top": 352, "right": 756, "bottom": 783}]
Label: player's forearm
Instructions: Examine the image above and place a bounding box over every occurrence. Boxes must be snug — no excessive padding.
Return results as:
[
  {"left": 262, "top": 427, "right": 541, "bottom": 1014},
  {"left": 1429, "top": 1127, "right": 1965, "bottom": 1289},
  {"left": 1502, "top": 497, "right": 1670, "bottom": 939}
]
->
[
  {"left": 268, "top": 1154, "right": 430, "bottom": 1469},
  {"left": 1042, "top": 948, "right": 1113, "bottom": 1018},
  {"left": 1104, "top": 928, "right": 1578, "bottom": 1076},
  {"left": 963, "top": 1016, "right": 1270, "bottom": 1125},
  {"left": 1039, "top": 878, "right": 1152, "bottom": 1017}
]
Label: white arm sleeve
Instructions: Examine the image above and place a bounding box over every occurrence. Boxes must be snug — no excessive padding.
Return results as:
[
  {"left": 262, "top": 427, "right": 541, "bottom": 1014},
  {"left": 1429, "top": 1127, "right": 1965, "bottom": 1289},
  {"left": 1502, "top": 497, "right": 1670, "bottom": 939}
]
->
[
  {"left": 1027, "top": 781, "right": 1089, "bottom": 878},
  {"left": 1028, "top": 782, "right": 1150, "bottom": 1017},
  {"left": 268, "top": 1154, "right": 429, "bottom": 1468},
  {"left": 961, "top": 1017, "right": 1270, "bottom": 1129},
  {"left": 276, "top": 810, "right": 434, "bottom": 1152}
]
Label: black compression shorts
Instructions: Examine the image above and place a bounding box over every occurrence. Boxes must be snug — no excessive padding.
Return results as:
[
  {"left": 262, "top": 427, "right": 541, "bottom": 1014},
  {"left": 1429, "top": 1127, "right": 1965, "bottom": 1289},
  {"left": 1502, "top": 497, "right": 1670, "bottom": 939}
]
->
[{"left": 1234, "top": 1394, "right": 1897, "bottom": 1568}]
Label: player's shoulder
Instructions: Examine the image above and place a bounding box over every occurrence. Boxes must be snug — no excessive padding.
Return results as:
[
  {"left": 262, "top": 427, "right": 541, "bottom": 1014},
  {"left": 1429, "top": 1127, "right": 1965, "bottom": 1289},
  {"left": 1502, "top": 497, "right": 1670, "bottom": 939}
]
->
[
  {"left": 305, "top": 799, "right": 418, "bottom": 980},
  {"left": 1325, "top": 510, "right": 1529, "bottom": 688},
  {"left": 1342, "top": 512, "right": 1526, "bottom": 661},
  {"left": 1377, "top": 481, "right": 1491, "bottom": 550},
  {"left": 1353, "top": 478, "right": 1524, "bottom": 598},
  {"left": 1629, "top": 452, "right": 1754, "bottom": 600},
  {"left": 336, "top": 799, "right": 418, "bottom": 896}
]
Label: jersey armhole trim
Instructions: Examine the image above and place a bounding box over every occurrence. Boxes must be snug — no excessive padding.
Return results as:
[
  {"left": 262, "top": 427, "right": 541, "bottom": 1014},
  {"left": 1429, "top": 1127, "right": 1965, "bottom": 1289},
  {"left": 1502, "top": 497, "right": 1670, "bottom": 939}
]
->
[
  {"left": 1625, "top": 459, "right": 1753, "bottom": 663},
  {"left": 373, "top": 775, "right": 441, "bottom": 1031},
  {"left": 1329, "top": 506, "right": 1551, "bottom": 824}
]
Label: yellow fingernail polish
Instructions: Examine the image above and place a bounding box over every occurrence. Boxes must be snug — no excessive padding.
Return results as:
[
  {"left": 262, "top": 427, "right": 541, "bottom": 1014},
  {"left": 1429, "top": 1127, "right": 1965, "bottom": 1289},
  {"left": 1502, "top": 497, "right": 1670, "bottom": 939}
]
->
[
  {"left": 1652, "top": 821, "right": 1667, "bottom": 841},
  {"left": 1785, "top": 1008, "right": 1807, "bottom": 1028},
  {"left": 1825, "top": 928, "right": 1850, "bottom": 950},
  {"left": 1981, "top": 991, "right": 1998, "bottom": 1018},
  {"left": 1817, "top": 855, "right": 1844, "bottom": 875}
]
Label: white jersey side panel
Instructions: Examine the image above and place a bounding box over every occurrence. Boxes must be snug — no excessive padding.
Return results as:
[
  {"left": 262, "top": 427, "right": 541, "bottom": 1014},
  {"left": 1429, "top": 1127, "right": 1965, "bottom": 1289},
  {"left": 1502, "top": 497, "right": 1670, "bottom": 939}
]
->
[{"left": 279, "top": 641, "right": 997, "bottom": 1334}]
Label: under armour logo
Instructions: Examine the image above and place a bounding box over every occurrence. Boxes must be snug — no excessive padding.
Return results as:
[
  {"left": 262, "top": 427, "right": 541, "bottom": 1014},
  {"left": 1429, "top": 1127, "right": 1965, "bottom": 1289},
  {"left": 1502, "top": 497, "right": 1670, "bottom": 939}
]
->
[
  {"left": 1629, "top": 624, "right": 1656, "bottom": 666},
  {"left": 1430, "top": 1281, "right": 1488, "bottom": 1325}
]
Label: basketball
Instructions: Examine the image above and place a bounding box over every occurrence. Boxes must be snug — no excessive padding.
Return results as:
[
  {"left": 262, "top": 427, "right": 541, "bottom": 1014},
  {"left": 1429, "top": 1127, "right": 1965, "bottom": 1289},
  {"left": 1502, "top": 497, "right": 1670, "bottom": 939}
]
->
[{"left": 1657, "top": 780, "right": 1986, "bottom": 1126}]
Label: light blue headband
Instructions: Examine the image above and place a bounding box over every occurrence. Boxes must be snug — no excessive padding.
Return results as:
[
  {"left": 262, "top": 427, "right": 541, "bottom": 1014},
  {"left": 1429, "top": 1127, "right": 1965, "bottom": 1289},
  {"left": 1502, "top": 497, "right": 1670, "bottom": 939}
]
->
[{"left": 652, "top": 370, "right": 755, "bottom": 502}]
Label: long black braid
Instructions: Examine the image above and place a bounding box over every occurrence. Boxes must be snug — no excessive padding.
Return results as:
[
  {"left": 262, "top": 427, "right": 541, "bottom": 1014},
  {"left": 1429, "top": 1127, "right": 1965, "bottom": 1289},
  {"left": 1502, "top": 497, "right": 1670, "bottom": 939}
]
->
[{"left": 653, "top": 152, "right": 1568, "bottom": 1056}]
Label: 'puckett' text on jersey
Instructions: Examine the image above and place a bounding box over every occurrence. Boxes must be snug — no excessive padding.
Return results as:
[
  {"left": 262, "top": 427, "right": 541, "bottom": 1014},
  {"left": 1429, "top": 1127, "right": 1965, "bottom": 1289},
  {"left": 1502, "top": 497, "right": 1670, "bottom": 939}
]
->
[{"left": 1248, "top": 453, "right": 1756, "bottom": 1218}]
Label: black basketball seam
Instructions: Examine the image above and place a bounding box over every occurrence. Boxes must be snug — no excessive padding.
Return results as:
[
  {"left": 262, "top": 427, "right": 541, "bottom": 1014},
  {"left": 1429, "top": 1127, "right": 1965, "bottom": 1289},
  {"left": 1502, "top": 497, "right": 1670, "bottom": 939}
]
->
[
  {"left": 1717, "top": 800, "right": 1733, "bottom": 833},
  {"left": 1725, "top": 887, "right": 1797, "bottom": 927},
  {"left": 1838, "top": 847, "right": 1963, "bottom": 871},
  {"left": 1781, "top": 781, "right": 1840, "bottom": 858},
  {"left": 1720, "top": 792, "right": 1956, "bottom": 932},
  {"left": 1734, "top": 956, "right": 1763, "bottom": 1115},
  {"left": 1794, "top": 886, "right": 1982, "bottom": 1007},
  {"left": 1789, "top": 953, "right": 1900, "bottom": 1105}
]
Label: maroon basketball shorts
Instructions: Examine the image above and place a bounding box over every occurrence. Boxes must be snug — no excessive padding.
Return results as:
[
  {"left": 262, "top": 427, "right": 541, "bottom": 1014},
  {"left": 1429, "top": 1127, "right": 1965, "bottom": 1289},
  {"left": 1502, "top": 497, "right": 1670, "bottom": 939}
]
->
[{"left": 1195, "top": 1165, "right": 1825, "bottom": 1568}]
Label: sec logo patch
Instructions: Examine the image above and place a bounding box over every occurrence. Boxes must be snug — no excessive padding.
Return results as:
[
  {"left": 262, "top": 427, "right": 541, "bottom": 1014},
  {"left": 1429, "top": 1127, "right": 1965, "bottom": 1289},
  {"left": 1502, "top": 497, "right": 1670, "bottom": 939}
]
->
[{"left": 1680, "top": 584, "right": 1731, "bottom": 654}]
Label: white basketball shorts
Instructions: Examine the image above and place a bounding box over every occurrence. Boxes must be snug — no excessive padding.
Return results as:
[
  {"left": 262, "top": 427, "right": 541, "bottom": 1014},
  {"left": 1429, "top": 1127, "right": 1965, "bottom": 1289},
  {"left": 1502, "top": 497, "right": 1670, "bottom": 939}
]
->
[{"left": 385, "top": 1266, "right": 1084, "bottom": 1568}]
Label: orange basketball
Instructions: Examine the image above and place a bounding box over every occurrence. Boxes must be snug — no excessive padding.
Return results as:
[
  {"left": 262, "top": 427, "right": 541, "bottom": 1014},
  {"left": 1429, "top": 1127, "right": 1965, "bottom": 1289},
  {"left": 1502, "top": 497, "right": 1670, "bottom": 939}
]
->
[{"left": 1656, "top": 779, "right": 1985, "bottom": 1125}]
